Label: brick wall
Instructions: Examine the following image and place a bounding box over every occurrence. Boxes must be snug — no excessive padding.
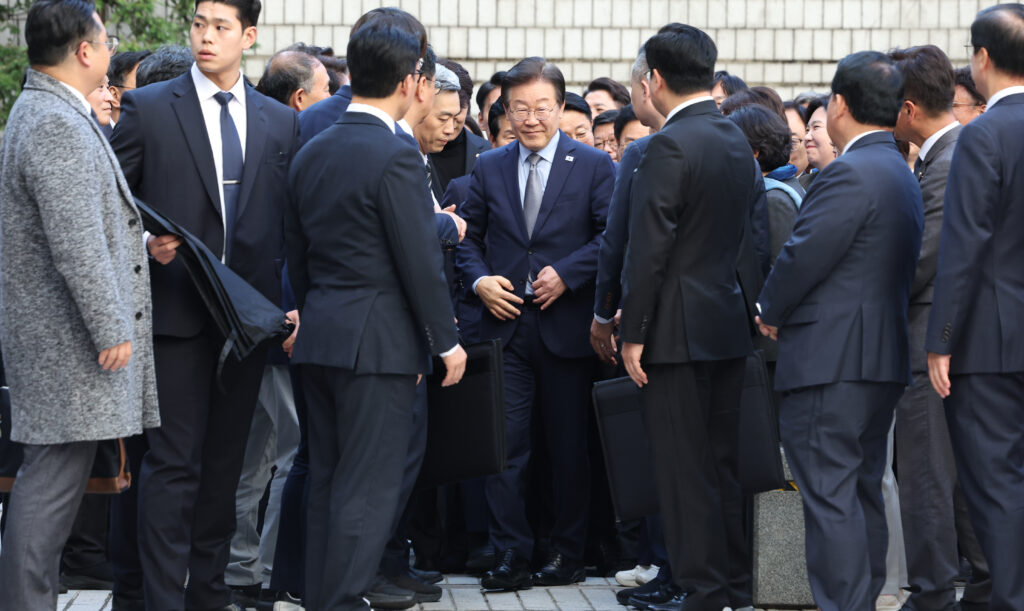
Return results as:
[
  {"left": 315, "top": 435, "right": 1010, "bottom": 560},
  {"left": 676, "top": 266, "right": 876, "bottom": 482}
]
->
[{"left": 248, "top": 0, "right": 996, "bottom": 100}]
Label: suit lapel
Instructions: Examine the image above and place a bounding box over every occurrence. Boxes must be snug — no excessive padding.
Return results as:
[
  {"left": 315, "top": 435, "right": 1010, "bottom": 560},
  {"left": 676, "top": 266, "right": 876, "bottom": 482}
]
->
[
  {"left": 170, "top": 74, "right": 221, "bottom": 218},
  {"left": 237, "top": 85, "right": 268, "bottom": 221},
  {"left": 531, "top": 132, "right": 575, "bottom": 237},
  {"left": 502, "top": 144, "right": 530, "bottom": 239}
]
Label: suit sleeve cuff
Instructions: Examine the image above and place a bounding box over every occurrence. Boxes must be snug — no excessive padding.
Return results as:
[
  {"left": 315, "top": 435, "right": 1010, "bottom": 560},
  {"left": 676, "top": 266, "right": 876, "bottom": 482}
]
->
[{"left": 439, "top": 344, "right": 459, "bottom": 357}]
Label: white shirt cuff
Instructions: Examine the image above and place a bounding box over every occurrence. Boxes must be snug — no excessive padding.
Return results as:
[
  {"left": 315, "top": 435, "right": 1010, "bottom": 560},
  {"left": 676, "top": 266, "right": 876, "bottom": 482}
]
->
[
  {"left": 439, "top": 344, "right": 459, "bottom": 357},
  {"left": 472, "top": 276, "right": 485, "bottom": 294},
  {"left": 594, "top": 314, "right": 613, "bottom": 324}
]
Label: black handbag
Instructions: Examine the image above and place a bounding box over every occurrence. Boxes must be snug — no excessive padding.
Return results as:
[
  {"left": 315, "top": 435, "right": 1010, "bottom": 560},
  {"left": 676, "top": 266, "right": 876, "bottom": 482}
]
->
[
  {"left": 592, "top": 376, "right": 659, "bottom": 521},
  {"left": 0, "top": 385, "right": 131, "bottom": 494},
  {"left": 738, "top": 350, "right": 786, "bottom": 493},
  {"left": 416, "top": 339, "right": 507, "bottom": 489}
]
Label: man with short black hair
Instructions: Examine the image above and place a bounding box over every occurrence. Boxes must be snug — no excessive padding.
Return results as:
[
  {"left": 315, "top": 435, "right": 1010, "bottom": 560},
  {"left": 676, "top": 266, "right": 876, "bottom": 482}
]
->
[
  {"left": 488, "top": 99, "right": 516, "bottom": 147},
  {"left": 927, "top": 5, "right": 1024, "bottom": 608},
  {"left": 756, "top": 50, "right": 923, "bottom": 611},
  {"left": 475, "top": 71, "right": 505, "bottom": 140},
  {"left": 107, "top": 49, "right": 150, "bottom": 123},
  {"left": 256, "top": 49, "right": 330, "bottom": 111},
  {"left": 559, "top": 91, "right": 594, "bottom": 145},
  {"left": 612, "top": 104, "right": 648, "bottom": 158},
  {"left": 584, "top": 76, "right": 630, "bottom": 116},
  {"left": 953, "top": 65, "right": 987, "bottom": 125},
  {"left": 592, "top": 109, "right": 620, "bottom": 161}
]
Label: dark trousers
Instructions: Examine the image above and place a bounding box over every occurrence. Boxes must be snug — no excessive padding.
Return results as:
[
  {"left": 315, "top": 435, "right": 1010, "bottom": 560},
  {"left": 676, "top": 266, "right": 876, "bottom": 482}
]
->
[
  {"left": 779, "top": 380, "right": 904, "bottom": 611},
  {"left": 380, "top": 381, "right": 429, "bottom": 577},
  {"left": 643, "top": 358, "right": 749, "bottom": 610},
  {"left": 269, "top": 364, "right": 308, "bottom": 596},
  {"left": 946, "top": 372, "right": 1024, "bottom": 611},
  {"left": 895, "top": 371, "right": 989, "bottom": 611},
  {"left": 109, "top": 434, "right": 148, "bottom": 607},
  {"left": 62, "top": 494, "right": 111, "bottom": 575},
  {"left": 302, "top": 365, "right": 416, "bottom": 611},
  {"left": 484, "top": 308, "right": 595, "bottom": 562},
  {"left": 138, "top": 333, "right": 267, "bottom": 611}
]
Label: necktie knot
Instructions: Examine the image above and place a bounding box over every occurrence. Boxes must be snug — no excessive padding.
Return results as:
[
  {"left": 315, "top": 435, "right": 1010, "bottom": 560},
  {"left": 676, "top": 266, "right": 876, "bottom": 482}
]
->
[
  {"left": 214, "top": 91, "right": 233, "bottom": 107},
  {"left": 527, "top": 152, "right": 541, "bottom": 169}
]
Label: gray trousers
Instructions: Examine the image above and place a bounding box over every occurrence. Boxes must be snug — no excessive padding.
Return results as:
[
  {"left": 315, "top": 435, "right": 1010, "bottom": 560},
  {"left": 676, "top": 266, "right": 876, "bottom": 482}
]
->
[
  {"left": 0, "top": 441, "right": 97, "bottom": 610},
  {"left": 226, "top": 364, "right": 299, "bottom": 586}
]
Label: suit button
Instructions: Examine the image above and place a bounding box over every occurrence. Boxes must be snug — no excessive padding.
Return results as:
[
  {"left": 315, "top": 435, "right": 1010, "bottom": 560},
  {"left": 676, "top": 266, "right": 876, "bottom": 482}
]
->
[
  {"left": 134, "top": 265, "right": 142, "bottom": 273},
  {"left": 128, "top": 218, "right": 137, "bottom": 227},
  {"left": 135, "top": 312, "right": 142, "bottom": 320},
  {"left": 528, "top": 249, "right": 534, "bottom": 255}
]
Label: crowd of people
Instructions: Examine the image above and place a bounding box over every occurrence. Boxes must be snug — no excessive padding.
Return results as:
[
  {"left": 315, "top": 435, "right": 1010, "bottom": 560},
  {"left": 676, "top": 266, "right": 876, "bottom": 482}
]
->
[{"left": 0, "top": 1, "right": 1023, "bottom": 611}]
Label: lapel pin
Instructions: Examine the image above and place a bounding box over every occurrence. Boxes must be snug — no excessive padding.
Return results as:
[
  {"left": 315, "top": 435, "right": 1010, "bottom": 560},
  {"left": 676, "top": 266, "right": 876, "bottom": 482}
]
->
[{"left": 565, "top": 155, "right": 574, "bottom": 162}]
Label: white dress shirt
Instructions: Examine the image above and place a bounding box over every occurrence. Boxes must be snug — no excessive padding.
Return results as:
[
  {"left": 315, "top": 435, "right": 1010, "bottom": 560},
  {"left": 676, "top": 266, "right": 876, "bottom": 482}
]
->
[
  {"left": 664, "top": 95, "right": 715, "bottom": 123},
  {"left": 986, "top": 85, "right": 1024, "bottom": 109},
  {"left": 58, "top": 80, "right": 91, "bottom": 114},
  {"left": 191, "top": 63, "right": 247, "bottom": 252},
  {"left": 841, "top": 129, "right": 888, "bottom": 155},
  {"left": 918, "top": 121, "right": 960, "bottom": 163}
]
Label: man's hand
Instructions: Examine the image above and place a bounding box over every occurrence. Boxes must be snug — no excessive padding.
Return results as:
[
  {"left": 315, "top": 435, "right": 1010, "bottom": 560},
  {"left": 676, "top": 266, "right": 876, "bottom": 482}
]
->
[
  {"left": 147, "top": 234, "right": 182, "bottom": 265},
  {"left": 282, "top": 309, "right": 300, "bottom": 358},
  {"left": 755, "top": 315, "right": 778, "bottom": 341},
  {"left": 928, "top": 352, "right": 952, "bottom": 398},
  {"left": 622, "top": 342, "right": 648, "bottom": 387},
  {"left": 590, "top": 318, "right": 618, "bottom": 365},
  {"left": 442, "top": 205, "right": 467, "bottom": 242},
  {"left": 477, "top": 275, "right": 523, "bottom": 320},
  {"left": 99, "top": 341, "right": 132, "bottom": 371},
  {"left": 532, "top": 266, "right": 567, "bottom": 310},
  {"left": 440, "top": 345, "right": 468, "bottom": 387}
]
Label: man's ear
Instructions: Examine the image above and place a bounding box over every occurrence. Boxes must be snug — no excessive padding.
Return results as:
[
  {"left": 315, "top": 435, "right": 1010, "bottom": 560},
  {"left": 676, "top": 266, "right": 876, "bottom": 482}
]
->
[
  {"left": 241, "top": 26, "right": 257, "bottom": 51},
  {"left": 289, "top": 88, "right": 305, "bottom": 112}
]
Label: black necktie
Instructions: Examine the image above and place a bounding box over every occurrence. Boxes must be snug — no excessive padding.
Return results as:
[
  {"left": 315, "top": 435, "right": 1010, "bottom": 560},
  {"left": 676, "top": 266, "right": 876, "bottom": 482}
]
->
[
  {"left": 214, "top": 91, "right": 243, "bottom": 261},
  {"left": 913, "top": 156, "right": 924, "bottom": 180}
]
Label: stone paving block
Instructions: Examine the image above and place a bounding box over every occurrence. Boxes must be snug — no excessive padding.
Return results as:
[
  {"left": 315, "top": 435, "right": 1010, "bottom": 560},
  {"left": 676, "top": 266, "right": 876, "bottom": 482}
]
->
[
  {"left": 421, "top": 589, "right": 457, "bottom": 611},
  {"left": 451, "top": 586, "right": 491, "bottom": 610},
  {"left": 582, "top": 576, "right": 610, "bottom": 586},
  {"left": 447, "top": 575, "right": 480, "bottom": 585},
  {"left": 580, "top": 587, "right": 622, "bottom": 611},
  {"left": 518, "top": 587, "right": 556, "bottom": 610},
  {"left": 549, "top": 586, "right": 591, "bottom": 610}
]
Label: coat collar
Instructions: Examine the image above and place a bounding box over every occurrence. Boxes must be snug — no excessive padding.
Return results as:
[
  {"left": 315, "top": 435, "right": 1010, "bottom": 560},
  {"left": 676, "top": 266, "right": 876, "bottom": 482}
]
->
[{"left": 663, "top": 99, "right": 720, "bottom": 128}]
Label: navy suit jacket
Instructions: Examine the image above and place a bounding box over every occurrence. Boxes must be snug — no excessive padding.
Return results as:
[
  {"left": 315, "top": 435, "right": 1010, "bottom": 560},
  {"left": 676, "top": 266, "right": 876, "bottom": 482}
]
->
[
  {"left": 297, "top": 84, "right": 351, "bottom": 147},
  {"left": 926, "top": 93, "right": 1024, "bottom": 374},
  {"left": 594, "top": 135, "right": 650, "bottom": 321},
  {"left": 758, "top": 131, "right": 923, "bottom": 391},
  {"left": 111, "top": 72, "right": 299, "bottom": 338},
  {"left": 456, "top": 132, "right": 615, "bottom": 358},
  {"left": 286, "top": 112, "right": 457, "bottom": 374}
]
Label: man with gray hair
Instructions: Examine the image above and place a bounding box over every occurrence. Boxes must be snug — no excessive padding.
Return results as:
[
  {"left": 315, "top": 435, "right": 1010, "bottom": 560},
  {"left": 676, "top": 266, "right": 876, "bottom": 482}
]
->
[
  {"left": 256, "top": 49, "right": 331, "bottom": 111},
  {"left": 134, "top": 45, "right": 193, "bottom": 88}
]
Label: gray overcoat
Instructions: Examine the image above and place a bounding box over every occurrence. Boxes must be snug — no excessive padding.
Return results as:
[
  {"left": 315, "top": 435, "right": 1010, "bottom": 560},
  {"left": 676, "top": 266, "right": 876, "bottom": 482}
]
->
[{"left": 0, "top": 69, "right": 159, "bottom": 444}]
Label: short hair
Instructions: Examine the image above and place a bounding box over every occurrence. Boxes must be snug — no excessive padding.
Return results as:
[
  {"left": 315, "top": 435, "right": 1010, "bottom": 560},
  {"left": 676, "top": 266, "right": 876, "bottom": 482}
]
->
[
  {"left": 954, "top": 66, "right": 986, "bottom": 105},
  {"left": 197, "top": 0, "right": 260, "bottom": 29},
  {"left": 804, "top": 94, "right": 831, "bottom": 121},
  {"left": 642, "top": 24, "right": 717, "bottom": 96},
  {"left": 25, "top": 0, "right": 100, "bottom": 67},
  {"left": 783, "top": 100, "right": 806, "bottom": 123},
  {"left": 351, "top": 7, "right": 427, "bottom": 57},
  {"left": 317, "top": 54, "right": 347, "bottom": 94},
  {"left": 727, "top": 104, "right": 793, "bottom": 173},
  {"left": 439, "top": 58, "right": 473, "bottom": 109},
  {"left": 585, "top": 77, "right": 630, "bottom": 107},
  {"left": 286, "top": 42, "right": 334, "bottom": 56},
  {"left": 888, "top": 45, "right": 955, "bottom": 116},
  {"left": 563, "top": 92, "right": 592, "bottom": 121},
  {"left": 971, "top": 3, "right": 1024, "bottom": 78},
  {"left": 420, "top": 46, "right": 436, "bottom": 80},
  {"left": 256, "top": 50, "right": 320, "bottom": 106},
  {"left": 475, "top": 71, "right": 506, "bottom": 113},
  {"left": 831, "top": 50, "right": 905, "bottom": 128},
  {"left": 108, "top": 50, "right": 152, "bottom": 87},
  {"left": 720, "top": 87, "right": 786, "bottom": 121},
  {"left": 433, "top": 64, "right": 461, "bottom": 94},
  {"left": 630, "top": 50, "right": 648, "bottom": 84},
  {"left": 713, "top": 70, "right": 748, "bottom": 96},
  {"left": 613, "top": 104, "right": 638, "bottom": 142},
  {"left": 347, "top": 21, "right": 421, "bottom": 99},
  {"left": 501, "top": 57, "right": 566, "bottom": 107},
  {"left": 794, "top": 90, "right": 820, "bottom": 106},
  {"left": 593, "top": 109, "right": 619, "bottom": 128},
  {"left": 135, "top": 45, "right": 193, "bottom": 87},
  {"left": 487, "top": 99, "right": 507, "bottom": 139}
]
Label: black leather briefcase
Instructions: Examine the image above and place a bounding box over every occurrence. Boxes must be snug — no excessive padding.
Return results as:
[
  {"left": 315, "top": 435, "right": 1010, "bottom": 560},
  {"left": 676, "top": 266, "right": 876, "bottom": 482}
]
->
[
  {"left": 417, "top": 339, "right": 507, "bottom": 489},
  {"left": 592, "top": 376, "right": 659, "bottom": 521},
  {"left": 738, "top": 350, "right": 786, "bottom": 494}
]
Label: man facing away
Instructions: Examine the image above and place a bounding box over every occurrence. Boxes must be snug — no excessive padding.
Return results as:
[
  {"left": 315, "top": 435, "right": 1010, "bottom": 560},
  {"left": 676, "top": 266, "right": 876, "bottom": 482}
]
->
[{"left": 756, "top": 51, "right": 923, "bottom": 611}]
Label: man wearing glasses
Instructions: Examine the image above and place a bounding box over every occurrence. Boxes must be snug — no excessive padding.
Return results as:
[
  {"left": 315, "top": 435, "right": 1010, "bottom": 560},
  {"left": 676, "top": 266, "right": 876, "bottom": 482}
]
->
[
  {"left": 457, "top": 56, "right": 614, "bottom": 591},
  {"left": 106, "top": 50, "right": 151, "bottom": 126}
]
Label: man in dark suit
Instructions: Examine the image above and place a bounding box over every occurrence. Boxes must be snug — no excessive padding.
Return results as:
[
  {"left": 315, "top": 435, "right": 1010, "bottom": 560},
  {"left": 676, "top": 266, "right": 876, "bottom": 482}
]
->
[
  {"left": 755, "top": 51, "right": 923, "bottom": 611},
  {"left": 110, "top": 1, "right": 300, "bottom": 609},
  {"left": 927, "top": 5, "right": 1024, "bottom": 609},
  {"left": 618, "top": 25, "right": 758, "bottom": 611},
  {"left": 889, "top": 44, "right": 990, "bottom": 611},
  {"left": 430, "top": 58, "right": 490, "bottom": 195},
  {"left": 285, "top": 19, "right": 467, "bottom": 611},
  {"left": 457, "top": 57, "right": 614, "bottom": 590}
]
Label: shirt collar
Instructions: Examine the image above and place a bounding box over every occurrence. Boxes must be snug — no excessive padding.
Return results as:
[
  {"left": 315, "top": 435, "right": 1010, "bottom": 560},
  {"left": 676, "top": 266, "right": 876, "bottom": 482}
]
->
[
  {"left": 191, "top": 62, "right": 246, "bottom": 104},
  {"left": 346, "top": 103, "right": 397, "bottom": 133},
  {"left": 665, "top": 95, "right": 715, "bottom": 124},
  {"left": 986, "top": 85, "right": 1024, "bottom": 109},
  {"left": 57, "top": 80, "right": 91, "bottom": 114},
  {"left": 518, "top": 130, "right": 561, "bottom": 166},
  {"left": 841, "top": 129, "right": 888, "bottom": 155},
  {"left": 918, "top": 121, "right": 960, "bottom": 162}
]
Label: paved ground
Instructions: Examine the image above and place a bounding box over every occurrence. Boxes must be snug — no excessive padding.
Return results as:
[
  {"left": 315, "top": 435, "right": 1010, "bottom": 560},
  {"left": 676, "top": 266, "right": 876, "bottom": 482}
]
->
[{"left": 56, "top": 576, "right": 819, "bottom": 610}]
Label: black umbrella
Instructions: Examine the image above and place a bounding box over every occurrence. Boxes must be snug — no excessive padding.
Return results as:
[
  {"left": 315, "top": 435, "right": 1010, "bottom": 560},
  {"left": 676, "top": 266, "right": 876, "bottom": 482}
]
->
[{"left": 132, "top": 198, "right": 292, "bottom": 376}]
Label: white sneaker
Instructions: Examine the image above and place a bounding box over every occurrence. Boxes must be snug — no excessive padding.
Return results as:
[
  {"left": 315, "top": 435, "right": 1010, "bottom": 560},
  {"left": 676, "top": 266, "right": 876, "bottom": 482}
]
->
[
  {"left": 635, "top": 564, "right": 659, "bottom": 585},
  {"left": 876, "top": 594, "right": 902, "bottom": 611},
  {"left": 614, "top": 564, "right": 649, "bottom": 587},
  {"left": 274, "top": 598, "right": 304, "bottom": 610}
]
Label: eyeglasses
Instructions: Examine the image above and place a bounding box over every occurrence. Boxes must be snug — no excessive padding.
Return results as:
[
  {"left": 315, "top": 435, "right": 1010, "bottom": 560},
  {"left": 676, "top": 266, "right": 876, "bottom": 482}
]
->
[
  {"left": 87, "top": 36, "right": 119, "bottom": 54},
  {"left": 509, "top": 107, "right": 554, "bottom": 122},
  {"left": 953, "top": 102, "right": 981, "bottom": 108}
]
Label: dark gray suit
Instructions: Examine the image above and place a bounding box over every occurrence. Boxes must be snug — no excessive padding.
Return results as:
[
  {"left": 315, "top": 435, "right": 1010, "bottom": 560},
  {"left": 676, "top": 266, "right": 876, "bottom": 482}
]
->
[{"left": 894, "top": 124, "right": 990, "bottom": 611}]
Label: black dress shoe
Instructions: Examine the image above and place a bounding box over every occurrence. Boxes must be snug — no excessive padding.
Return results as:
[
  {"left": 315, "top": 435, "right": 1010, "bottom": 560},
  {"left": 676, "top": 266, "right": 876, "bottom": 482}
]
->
[
  {"left": 60, "top": 571, "right": 115, "bottom": 591},
  {"left": 111, "top": 594, "right": 147, "bottom": 611},
  {"left": 364, "top": 576, "right": 416, "bottom": 610},
  {"left": 480, "top": 549, "right": 532, "bottom": 591},
  {"left": 532, "top": 552, "right": 586, "bottom": 586},
  {"left": 648, "top": 592, "right": 692, "bottom": 611},
  {"left": 408, "top": 565, "right": 443, "bottom": 584},
  {"left": 627, "top": 584, "right": 680, "bottom": 610},
  {"left": 229, "top": 584, "right": 263, "bottom": 609},
  {"left": 465, "top": 545, "right": 496, "bottom": 574},
  {"left": 386, "top": 572, "right": 443, "bottom": 603},
  {"left": 616, "top": 578, "right": 663, "bottom": 605}
]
